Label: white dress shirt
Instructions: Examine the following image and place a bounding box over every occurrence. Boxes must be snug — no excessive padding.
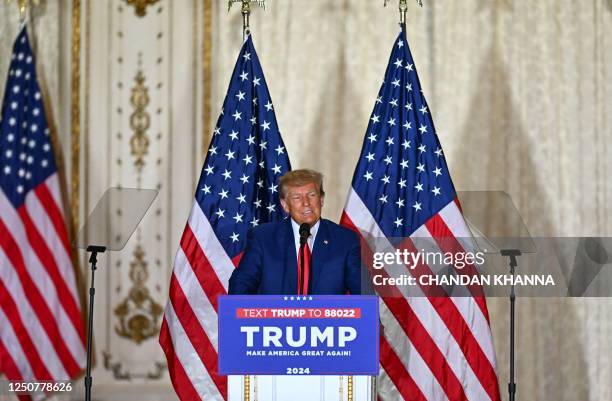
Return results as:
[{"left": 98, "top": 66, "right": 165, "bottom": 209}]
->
[{"left": 290, "top": 218, "right": 320, "bottom": 258}]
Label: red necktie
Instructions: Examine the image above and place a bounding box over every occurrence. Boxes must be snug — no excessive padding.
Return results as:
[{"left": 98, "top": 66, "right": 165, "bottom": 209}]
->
[{"left": 297, "top": 243, "right": 311, "bottom": 295}]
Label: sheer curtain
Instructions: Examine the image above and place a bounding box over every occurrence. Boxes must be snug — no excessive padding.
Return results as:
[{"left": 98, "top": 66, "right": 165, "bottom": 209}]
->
[{"left": 211, "top": 1, "right": 612, "bottom": 400}]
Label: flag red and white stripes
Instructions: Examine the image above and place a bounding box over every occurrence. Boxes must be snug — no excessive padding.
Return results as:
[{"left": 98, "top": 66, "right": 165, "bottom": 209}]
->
[
  {"left": 342, "top": 188, "right": 501, "bottom": 401},
  {"left": 0, "top": 26, "right": 86, "bottom": 400},
  {"left": 341, "top": 25, "right": 501, "bottom": 401},
  {"left": 159, "top": 33, "right": 291, "bottom": 401},
  {"left": 0, "top": 175, "right": 87, "bottom": 395}
]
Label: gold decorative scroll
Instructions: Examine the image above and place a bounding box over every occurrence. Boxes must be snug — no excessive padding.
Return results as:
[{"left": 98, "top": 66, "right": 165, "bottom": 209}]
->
[
  {"left": 129, "top": 69, "right": 151, "bottom": 173},
  {"left": 70, "top": 0, "right": 81, "bottom": 240},
  {"left": 123, "top": 0, "right": 160, "bottom": 17},
  {"left": 114, "top": 245, "right": 163, "bottom": 343}
]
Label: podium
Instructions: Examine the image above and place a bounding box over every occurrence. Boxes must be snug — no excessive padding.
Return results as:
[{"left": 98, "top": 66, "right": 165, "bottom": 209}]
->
[{"left": 218, "top": 296, "right": 379, "bottom": 401}]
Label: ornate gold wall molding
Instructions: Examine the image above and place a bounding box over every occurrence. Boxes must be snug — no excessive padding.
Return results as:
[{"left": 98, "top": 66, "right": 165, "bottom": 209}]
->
[
  {"left": 124, "top": 0, "right": 160, "bottom": 17},
  {"left": 114, "top": 243, "right": 163, "bottom": 344},
  {"left": 202, "top": 0, "right": 212, "bottom": 155},
  {"left": 70, "top": 0, "right": 80, "bottom": 242},
  {"left": 129, "top": 67, "right": 151, "bottom": 173}
]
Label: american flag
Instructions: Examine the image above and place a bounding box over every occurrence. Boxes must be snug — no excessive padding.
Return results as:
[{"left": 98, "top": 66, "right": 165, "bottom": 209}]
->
[
  {"left": 340, "top": 26, "right": 502, "bottom": 401},
  {"left": 159, "top": 34, "right": 291, "bottom": 401},
  {"left": 0, "top": 26, "right": 86, "bottom": 398}
]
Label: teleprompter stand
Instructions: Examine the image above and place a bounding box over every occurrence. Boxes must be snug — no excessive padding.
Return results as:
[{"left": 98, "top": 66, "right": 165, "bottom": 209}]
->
[
  {"left": 76, "top": 188, "right": 158, "bottom": 401},
  {"left": 457, "top": 191, "right": 536, "bottom": 401}
]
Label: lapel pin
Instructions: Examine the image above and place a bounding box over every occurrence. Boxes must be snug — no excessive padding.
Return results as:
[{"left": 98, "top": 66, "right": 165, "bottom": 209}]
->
[{"left": 324, "top": 240, "right": 329, "bottom": 245}]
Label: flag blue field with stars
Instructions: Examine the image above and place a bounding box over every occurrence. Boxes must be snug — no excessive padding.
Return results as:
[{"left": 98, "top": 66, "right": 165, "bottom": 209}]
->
[
  {"left": 341, "top": 25, "right": 502, "bottom": 401},
  {"left": 160, "top": 34, "right": 292, "bottom": 401},
  {"left": 349, "top": 26, "right": 456, "bottom": 238},
  {"left": 196, "top": 35, "right": 291, "bottom": 257}
]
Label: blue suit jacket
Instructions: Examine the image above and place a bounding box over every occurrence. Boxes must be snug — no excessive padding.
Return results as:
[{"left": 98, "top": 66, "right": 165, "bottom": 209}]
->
[{"left": 228, "top": 218, "right": 361, "bottom": 295}]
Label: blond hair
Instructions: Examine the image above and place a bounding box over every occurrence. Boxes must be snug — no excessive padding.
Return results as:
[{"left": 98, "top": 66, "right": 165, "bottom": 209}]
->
[{"left": 279, "top": 169, "right": 325, "bottom": 198}]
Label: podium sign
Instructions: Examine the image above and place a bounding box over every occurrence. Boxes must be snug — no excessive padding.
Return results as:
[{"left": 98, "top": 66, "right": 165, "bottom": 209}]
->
[{"left": 218, "top": 295, "right": 379, "bottom": 375}]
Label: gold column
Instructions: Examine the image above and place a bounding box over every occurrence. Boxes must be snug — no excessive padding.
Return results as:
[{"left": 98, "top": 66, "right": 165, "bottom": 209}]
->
[{"left": 202, "top": 0, "right": 212, "bottom": 154}]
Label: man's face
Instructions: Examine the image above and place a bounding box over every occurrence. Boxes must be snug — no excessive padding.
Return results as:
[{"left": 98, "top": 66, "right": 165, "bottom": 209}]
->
[{"left": 280, "top": 182, "right": 324, "bottom": 226}]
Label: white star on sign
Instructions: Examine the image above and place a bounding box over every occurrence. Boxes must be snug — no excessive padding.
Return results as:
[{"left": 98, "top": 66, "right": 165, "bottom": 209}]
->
[
  {"left": 230, "top": 232, "right": 240, "bottom": 242},
  {"left": 222, "top": 169, "right": 232, "bottom": 180},
  {"left": 233, "top": 213, "right": 244, "bottom": 223},
  {"left": 381, "top": 175, "right": 391, "bottom": 184},
  {"left": 414, "top": 182, "right": 424, "bottom": 192},
  {"left": 251, "top": 217, "right": 259, "bottom": 226},
  {"left": 416, "top": 163, "right": 425, "bottom": 172},
  {"left": 434, "top": 148, "right": 443, "bottom": 157},
  {"left": 371, "top": 114, "right": 380, "bottom": 124},
  {"left": 240, "top": 174, "right": 249, "bottom": 184},
  {"left": 201, "top": 185, "right": 211, "bottom": 194},
  {"left": 433, "top": 167, "right": 442, "bottom": 177},
  {"left": 229, "top": 130, "right": 239, "bottom": 140},
  {"left": 261, "top": 121, "right": 271, "bottom": 131},
  {"left": 419, "top": 124, "right": 428, "bottom": 134},
  {"left": 205, "top": 165, "right": 214, "bottom": 175},
  {"left": 402, "top": 139, "right": 411, "bottom": 149},
  {"left": 392, "top": 79, "right": 400, "bottom": 87},
  {"left": 264, "top": 101, "right": 273, "bottom": 111},
  {"left": 237, "top": 193, "right": 247, "bottom": 203},
  {"left": 243, "top": 52, "right": 251, "bottom": 61},
  {"left": 266, "top": 203, "right": 276, "bottom": 213},
  {"left": 215, "top": 208, "right": 226, "bottom": 218},
  {"left": 246, "top": 135, "right": 255, "bottom": 145},
  {"left": 243, "top": 154, "right": 253, "bottom": 165},
  {"left": 398, "top": 179, "right": 407, "bottom": 188},
  {"left": 232, "top": 110, "right": 242, "bottom": 121},
  {"left": 218, "top": 188, "right": 229, "bottom": 199},
  {"left": 388, "top": 118, "right": 396, "bottom": 127},
  {"left": 271, "top": 164, "right": 282, "bottom": 174},
  {"left": 418, "top": 144, "right": 426, "bottom": 153},
  {"left": 432, "top": 186, "right": 441, "bottom": 196},
  {"left": 403, "top": 121, "right": 412, "bottom": 130},
  {"left": 395, "top": 198, "right": 405, "bottom": 208},
  {"left": 269, "top": 183, "right": 278, "bottom": 193},
  {"left": 419, "top": 105, "right": 428, "bottom": 114},
  {"left": 225, "top": 150, "right": 235, "bottom": 160},
  {"left": 400, "top": 159, "right": 409, "bottom": 169},
  {"left": 394, "top": 217, "right": 403, "bottom": 227},
  {"left": 385, "top": 137, "right": 394, "bottom": 146},
  {"left": 240, "top": 71, "right": 249, "bottom": 81},
  {"left": 236, "top": 91, "right": 245, "bottom": 101},
  {"left": 394, "top": 58, "right": 403, "bottom": 68},
  {"left": 366, "top": 152, "right": 375, "bottom": 162},
  {"left": 379, "top": 194, "right": 388, "bottom": 204},
  {"left": 368, "top": 133, "right": 377, "bottom": 142},
  {"left": 275, "top": 145, "right": 285, "bottom": 155},
  {"left": 413, "top": 201, "right": 422, "bottom": 212},
  {"left": 363, "top": 171, "right": 373, "bottom": 181},
  {"left": 253, "top": 77, "right": 261, "bottom": 86},
  {"left": 384, "top": 156, "right": 393, "bottom": 165}
]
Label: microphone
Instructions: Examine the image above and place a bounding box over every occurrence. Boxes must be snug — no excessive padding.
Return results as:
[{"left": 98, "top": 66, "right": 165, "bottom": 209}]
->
[{"left": 299, "top": 223, "right": 311, "bottom": 245}]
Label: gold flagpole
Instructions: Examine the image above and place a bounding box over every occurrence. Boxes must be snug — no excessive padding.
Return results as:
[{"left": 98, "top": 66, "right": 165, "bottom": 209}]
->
[
  {"left": 384, "top": 0, "right": 423, "bottom": 24},
  {"left": 228, "top": 0, "right": 266, "bottom": 40},
  {"left": 227, "top": 4, "right": 266, "bottom": 398},
  {"left": 6, "top": 0, "right": 40, "bottom": 22}
]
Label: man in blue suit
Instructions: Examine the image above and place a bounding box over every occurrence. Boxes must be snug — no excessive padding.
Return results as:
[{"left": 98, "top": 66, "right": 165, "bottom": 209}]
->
[{"left": 228, "top": 169, "right": 361, "bottom": 295}]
